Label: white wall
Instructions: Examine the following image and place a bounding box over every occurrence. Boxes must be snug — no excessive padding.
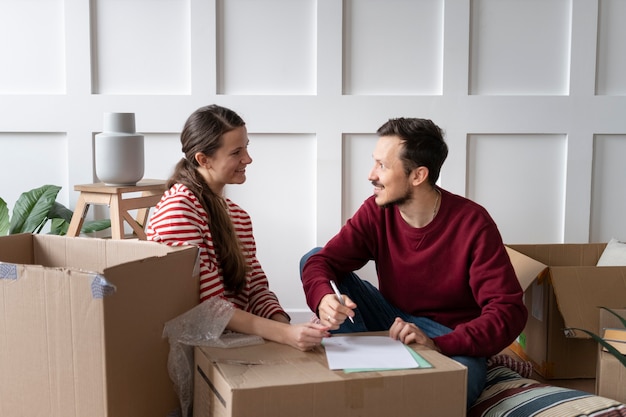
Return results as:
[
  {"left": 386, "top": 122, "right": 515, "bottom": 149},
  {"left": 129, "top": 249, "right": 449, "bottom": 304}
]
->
[{"left": 1, "top": 0, "right": 625, "bottom": 316}]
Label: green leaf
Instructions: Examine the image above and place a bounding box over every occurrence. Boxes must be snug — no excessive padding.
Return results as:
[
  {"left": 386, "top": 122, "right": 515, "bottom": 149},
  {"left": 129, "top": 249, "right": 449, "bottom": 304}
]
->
[
  {"left": 48, "top": 201, "right": 74, "bottom": 223},
  {"left": 9, "top": 185, "right": 61, "bottom": 234},
  {"left": 568, "top": 327, "right": 626, "bottom": 368},
  {"left": 47, "top": 202, "right": 111, "bottom": 235},
  {"left": 3, "top": 185, "right": 112, "bottom": 236},
  {"left": 81, "top": 219, "right": 111, "bottom": 234},
  {"left": 49, "top": 217, "right": 68, "bottom": 235},
  {"left": 0, "top": 197, "right": 9, "bottom": 235}
]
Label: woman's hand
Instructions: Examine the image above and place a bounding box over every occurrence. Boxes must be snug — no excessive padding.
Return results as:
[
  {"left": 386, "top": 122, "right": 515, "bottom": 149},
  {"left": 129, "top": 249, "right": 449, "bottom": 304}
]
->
[
  {"left": 388, "top": 317, "right": 440, "bottom": 351},
  {"left": 284, "top": 322, "right": 331, "bottom": 351},
  {"left": 227, "top": 309, "right": 329, "bottom": 351}
]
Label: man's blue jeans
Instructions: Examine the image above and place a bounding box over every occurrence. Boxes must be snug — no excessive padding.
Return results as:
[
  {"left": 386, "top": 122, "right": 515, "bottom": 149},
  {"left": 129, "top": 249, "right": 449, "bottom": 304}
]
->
[{"left": 300, "top": 247, "right": 486, "bottom": 408}]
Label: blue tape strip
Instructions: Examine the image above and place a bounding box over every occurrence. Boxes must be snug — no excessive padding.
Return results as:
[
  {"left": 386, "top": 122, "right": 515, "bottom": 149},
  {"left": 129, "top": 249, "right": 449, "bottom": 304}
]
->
[
  {"left": 0, "top": 263, "right": 18, "bottom": 280},
  {"left": 90, "top": 274, "right": 117, "bottom": 299}
]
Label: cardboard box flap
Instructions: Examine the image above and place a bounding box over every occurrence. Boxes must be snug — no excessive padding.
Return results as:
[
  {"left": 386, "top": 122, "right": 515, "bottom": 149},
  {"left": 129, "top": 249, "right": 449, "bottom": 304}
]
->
[
  {"left": 550, "top": 266, "right": 626, "bottom": 338},
  {"left": 32, "top": 234, "right": 189, "bottom": 271},
  {"left": 506, "top": 243, "right": 607, "bottom": 267},
  {"left": 506, "top": 246, "right": 548, "bottom": 291},
  {"left": 0, "top": 233, "right": 35, "bottom": 264}
]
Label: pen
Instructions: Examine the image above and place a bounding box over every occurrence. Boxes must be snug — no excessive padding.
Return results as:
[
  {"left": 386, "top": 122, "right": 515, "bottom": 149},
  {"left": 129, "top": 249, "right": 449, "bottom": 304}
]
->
[{"left": 330, "top": 280, "right": 354, "bottom": 324}]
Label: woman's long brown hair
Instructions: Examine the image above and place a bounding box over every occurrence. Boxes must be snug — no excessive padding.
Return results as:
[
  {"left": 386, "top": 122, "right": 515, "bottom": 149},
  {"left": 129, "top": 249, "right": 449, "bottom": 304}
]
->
[{"left": 168, "top": 104, "right": 248, "bottom": 293}]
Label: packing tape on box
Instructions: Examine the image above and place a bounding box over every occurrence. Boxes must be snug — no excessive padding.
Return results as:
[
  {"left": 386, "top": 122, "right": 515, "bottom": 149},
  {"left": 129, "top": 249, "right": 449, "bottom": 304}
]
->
[
  {"left": 90, "top": 274, "right": 117, "bottom": 298},
  {"left": 0, "top": 262, "right": 17, "bottom": 280}
]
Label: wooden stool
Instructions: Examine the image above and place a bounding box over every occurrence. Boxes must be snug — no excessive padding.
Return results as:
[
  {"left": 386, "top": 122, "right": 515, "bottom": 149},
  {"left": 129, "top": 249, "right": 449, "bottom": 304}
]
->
[{"left": 67, "top": 179, "right": 167, "bottom": 239}]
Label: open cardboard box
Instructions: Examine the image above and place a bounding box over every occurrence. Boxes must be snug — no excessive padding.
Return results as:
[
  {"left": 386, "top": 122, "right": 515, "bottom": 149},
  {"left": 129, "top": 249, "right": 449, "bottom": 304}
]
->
[
  {"left": 505, "top": 243, "right": 626, "bottom": 379},
  {"left": 0, "top": 234, "right": 199, "bottom": 417},
  {"left": 596, "top": 308, "right": 626, "bottom": 402},
  {"left": 193, "top": 332, "right": 467, "bottom": 417}
]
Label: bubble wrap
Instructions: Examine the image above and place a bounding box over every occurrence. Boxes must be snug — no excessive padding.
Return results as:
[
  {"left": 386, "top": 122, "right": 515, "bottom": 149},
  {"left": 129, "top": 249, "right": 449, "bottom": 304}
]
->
[{"left": 162, "top": 298, "right": 264, "bottom": 417}]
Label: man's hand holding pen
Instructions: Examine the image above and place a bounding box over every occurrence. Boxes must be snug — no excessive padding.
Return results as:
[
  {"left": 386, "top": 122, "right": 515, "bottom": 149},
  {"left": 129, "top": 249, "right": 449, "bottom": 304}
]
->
[{"left": 318, "top": 282, "right": 357, "bottom": 329}]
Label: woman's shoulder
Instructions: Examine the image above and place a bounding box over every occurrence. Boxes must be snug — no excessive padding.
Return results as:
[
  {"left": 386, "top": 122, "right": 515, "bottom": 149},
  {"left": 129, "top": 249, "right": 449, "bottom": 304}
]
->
[
  {"left": 156, "top": 183, "right": 203, "bottom": 211},
  {"left": 224, "top": 197, "right": 245, "bottom": 212},
  {"left": 224, "top": 198, "right": 250, "bottom": 217},
  {"left": 224, "top": 198, "right": 252, "bottom": 224},
  {"left": 163, "top": 183, "right": 197, "bottom": 201}
]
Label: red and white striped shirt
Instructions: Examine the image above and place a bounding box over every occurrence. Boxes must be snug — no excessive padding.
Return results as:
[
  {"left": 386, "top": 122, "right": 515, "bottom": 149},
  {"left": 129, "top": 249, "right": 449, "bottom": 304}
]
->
[{"left": 147, "top": 183, "right": 286, "bottom": 319}]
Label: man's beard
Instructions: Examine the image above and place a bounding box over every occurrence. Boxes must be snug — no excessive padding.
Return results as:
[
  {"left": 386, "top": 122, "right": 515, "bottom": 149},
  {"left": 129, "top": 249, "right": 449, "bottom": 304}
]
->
[{"left": 380, "top": 187, "right": 412, "bottom": 209}]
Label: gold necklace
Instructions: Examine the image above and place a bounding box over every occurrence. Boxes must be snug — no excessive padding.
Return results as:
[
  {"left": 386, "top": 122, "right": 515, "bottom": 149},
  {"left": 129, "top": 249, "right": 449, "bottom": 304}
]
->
[{"left": 432, "top": 189, "right": 441, "bottom": 221}]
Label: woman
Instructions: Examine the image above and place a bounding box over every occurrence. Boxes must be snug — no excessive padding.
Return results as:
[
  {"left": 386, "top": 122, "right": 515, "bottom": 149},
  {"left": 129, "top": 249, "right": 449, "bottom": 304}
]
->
[{"left": 147, "top": 104, "right": 329, "bottom": 351}]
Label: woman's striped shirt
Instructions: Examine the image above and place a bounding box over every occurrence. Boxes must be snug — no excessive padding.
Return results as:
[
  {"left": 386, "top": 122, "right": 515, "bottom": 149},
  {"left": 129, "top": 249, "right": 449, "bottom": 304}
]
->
[{"left": 147, "top": 183, "right": 286, "bottom": 319}]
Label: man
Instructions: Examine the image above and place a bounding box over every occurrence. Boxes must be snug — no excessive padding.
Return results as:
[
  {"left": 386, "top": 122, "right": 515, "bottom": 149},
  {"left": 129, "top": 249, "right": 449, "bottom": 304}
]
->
[{"left": 300, "top": 117, "right": 527, "bottom": 407}]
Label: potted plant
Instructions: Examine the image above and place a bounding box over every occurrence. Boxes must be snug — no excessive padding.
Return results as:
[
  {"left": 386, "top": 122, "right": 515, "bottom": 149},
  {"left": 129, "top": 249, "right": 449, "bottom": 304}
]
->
[{"left": 0, "top": 184, "right": 110, "bottom": 236}]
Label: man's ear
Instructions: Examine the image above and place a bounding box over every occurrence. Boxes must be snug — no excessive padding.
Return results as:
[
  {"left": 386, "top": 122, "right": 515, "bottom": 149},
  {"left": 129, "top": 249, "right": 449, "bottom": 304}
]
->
[{"left": 411, "top": 166, "right": 430, "bottom": 186}]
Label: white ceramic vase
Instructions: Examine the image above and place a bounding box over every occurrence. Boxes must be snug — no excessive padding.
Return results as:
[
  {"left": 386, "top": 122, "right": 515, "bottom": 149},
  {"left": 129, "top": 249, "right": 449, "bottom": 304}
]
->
[{"left": 95, "top": 112, "right": 145, "bottom": 186}]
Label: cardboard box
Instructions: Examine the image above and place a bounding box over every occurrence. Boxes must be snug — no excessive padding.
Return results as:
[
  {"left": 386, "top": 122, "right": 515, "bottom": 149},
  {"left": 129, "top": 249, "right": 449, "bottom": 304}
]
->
[
  {"left": 0, "top": 233, "right": 199, "bottom": 417},
  {"left": 596, "top": 308, "right": 626, "bottom": 402},
  {"left": 505, "top": 243, "right": 626, "bottom": 379},
  {"left": 193, "top": 333, "right": 467, "bottom": 417},
  {"left": 602, "top": 328, "right": 626, "bottom": 355}
]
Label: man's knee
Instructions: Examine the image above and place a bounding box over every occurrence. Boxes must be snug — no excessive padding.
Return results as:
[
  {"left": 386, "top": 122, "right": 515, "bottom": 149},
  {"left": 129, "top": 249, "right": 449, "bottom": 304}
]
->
[{"left": 299, "top": 247, "right": 322, "bottom": 276}]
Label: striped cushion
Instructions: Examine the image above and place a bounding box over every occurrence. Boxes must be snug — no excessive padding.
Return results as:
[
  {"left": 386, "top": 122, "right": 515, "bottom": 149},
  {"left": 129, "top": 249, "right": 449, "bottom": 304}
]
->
[{"left": 469, "top": 366, "right": 626, "bottom": 417}]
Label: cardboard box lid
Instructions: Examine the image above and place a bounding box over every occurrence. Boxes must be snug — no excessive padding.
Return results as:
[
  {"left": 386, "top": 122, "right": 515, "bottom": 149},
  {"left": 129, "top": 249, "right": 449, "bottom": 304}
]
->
[
  {"left": 506, "top": 246, "right": 548, "bottom": 291},
  {"left": 550, "top": 266, "right": 626, "bottom": 338},
  {"left": 0, "top": 233, "right": 195, "bottom": 273},
  {"left": 507, "top": 243, "right": 607, "bottom": 267}
]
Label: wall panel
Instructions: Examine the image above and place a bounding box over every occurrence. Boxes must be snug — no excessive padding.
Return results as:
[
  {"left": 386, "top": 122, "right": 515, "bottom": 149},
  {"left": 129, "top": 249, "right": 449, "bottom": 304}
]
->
[
  {"left": 590, "top": 135, "right": 626, "bottom": 241},
  {"left": 0, "top": 0, "right": 65, "bottom": 94},
  {"left": 343, "top": 0, "right": 444, "bottom": 95},
  {"left": 218, "top": 0, "right": 316, "bottom": 95},
  {"left": 469, "top": 0, "right": 571, "bottom": 95},
  {"left": 596, "top": 0, "right": 626, "bottom": 95},
  {"left": 467, "top": 134, "right": 567, "bottom": 243},
  {"left": 0, "top": 133, "right": 68, "bottom": 210},
  {"left": 92, "top": 0, "right": 191, "bottom": 94}
]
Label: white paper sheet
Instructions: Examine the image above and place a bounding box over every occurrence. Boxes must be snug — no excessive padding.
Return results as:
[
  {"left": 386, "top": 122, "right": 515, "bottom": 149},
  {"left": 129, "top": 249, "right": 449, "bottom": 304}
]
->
[{"left": 322, "top": 335, "right": 420, "bottom": 370}]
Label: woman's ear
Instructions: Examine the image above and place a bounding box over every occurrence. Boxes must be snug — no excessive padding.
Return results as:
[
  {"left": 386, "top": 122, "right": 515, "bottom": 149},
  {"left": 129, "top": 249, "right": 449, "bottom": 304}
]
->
[{"left": 195, "top": 152, "right": 209, "bottom": 168}]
